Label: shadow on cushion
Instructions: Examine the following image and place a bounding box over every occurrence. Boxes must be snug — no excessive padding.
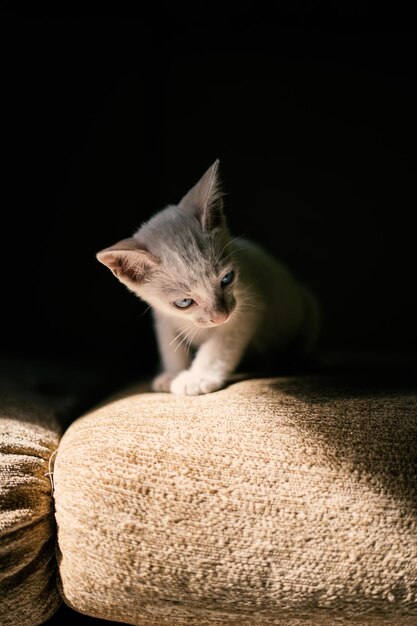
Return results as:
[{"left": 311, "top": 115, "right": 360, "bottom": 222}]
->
[
  {"left": 53, "top": 364, "right": 417, "bottom": 626},
  {"left": 0, "top": 380, "right": 62, "bottom": 626}
]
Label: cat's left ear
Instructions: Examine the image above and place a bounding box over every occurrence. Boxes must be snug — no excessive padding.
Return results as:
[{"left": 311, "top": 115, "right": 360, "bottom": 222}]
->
[
  {"left": 96, "top": 237, "right": 158, "bottom": 285},
  {"left": 178, "top": 159, "right": 224, "bottom": 231}
]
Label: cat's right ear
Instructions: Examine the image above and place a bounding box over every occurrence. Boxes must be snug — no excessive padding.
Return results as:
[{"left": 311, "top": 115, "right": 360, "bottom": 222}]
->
[
  {"left": 178, "top": 159, "right": 224, "bottom": 231},
  {"left": 96, "top": 238, "right": 158, "bottom": 285}
]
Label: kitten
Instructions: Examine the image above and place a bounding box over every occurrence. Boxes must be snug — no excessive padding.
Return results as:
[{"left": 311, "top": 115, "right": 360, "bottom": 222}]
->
[{"left": 96, "top": 160, "right": 321, "bottom": 395}]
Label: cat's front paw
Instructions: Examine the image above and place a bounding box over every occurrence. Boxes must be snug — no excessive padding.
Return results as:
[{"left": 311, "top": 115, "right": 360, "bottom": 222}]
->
[
  {"left": 170, "top": 370, "right": 225, "bottom": 396},
  {"left": 152, "top": 372, "right": 177, "bottom": 392}
]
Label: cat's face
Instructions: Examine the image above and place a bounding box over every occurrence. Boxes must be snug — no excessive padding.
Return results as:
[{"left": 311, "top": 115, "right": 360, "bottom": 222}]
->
[
  {"left": 97, "top": 159, "right": 237, "bottom": 328},
  {"left": 138, "top": 228, "right": 238, "bottom": 327}
]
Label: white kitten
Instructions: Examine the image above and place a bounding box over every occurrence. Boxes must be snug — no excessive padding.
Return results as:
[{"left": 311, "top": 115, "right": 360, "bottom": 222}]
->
[{"left": 97, "top": 160, "right": 321, "bottom": 395}]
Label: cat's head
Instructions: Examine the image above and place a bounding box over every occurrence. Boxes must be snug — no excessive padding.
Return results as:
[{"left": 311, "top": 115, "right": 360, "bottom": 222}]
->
[{"left": 97, "top": 159, "right": 237, "bottom": 328}]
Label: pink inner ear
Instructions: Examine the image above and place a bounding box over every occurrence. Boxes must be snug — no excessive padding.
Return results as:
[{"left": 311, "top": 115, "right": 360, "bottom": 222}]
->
[
  {"left": 178, "top": 160, "right": 224, "bottom": 232},
  {"left": 96, "top": 250, "right": 123, "bottom": 272},
  {"left": 97, "top": 248, "right": 156, "bottom": 284},
  {"left": 116, "top": 256, "right": 142, "bottom": 282}
]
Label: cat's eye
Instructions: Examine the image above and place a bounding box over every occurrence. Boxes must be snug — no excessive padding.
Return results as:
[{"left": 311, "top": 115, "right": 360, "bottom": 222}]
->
[
  {"left": 174, "top": 298, "right": 194, "bottom": 309},
  {"left": 221, "top": 270, "right": 235, "bottom": 286}
]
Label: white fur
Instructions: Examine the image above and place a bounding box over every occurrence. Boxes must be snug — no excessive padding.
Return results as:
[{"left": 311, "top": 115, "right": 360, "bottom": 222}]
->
[
  {"left": 150, "top": 238, "right": 320, "bottom": 395},
  {"left": 97, "top": 160, "right": 320, "bottom": 396}
]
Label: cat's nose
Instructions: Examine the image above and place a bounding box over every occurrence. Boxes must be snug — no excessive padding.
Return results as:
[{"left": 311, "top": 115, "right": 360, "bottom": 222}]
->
[{"left": 210, "top": 310, "right": 229, "bottom": 324}]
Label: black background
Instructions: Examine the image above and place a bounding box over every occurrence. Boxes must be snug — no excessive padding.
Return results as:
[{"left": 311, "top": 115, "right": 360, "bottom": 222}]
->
[{"left": 2, "top": 3, "right": 417, "bottom": 383}]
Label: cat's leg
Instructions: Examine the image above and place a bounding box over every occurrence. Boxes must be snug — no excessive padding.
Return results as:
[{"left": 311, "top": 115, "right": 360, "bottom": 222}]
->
[
  {"left": 151, "top": 313, "right": 192, "bottom": 392},
  {"left": 170, "top": 319, "right": 256, "bottom": 395}
]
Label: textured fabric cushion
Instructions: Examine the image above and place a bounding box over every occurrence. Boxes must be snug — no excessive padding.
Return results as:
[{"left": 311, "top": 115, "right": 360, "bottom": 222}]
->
[
  {"left": 54, "top": 376, "right": 417, "bottom": 626},
  {"left": 0, "top": 380, "right": 62, "bottom": 626}
]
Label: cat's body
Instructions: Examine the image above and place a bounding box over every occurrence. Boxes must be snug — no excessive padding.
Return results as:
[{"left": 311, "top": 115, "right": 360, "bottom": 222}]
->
[{"left": 97, "top": 160, "right": 320, "bottom": 395}]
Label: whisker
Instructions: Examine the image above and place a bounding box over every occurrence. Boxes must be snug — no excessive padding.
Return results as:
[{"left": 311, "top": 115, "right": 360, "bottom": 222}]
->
[
  {"left": 215, "top": 236, "right": 244, "bottom": 264},
  {"left": 140, "top": 305, "right": 152, "bottom": 318},
  {"left": 175, "top": 327, "right": 195, "bottom": 352},
  {"left": 237, "top": 301, "right": 258, "bottom": 309},
  {"left": 217, "top": 235, "right": 241, "bottom": 257},
  {"left": 185, "top": 328, "right": 198, "bottom": 355},
  {"left": 238, "top": 292, "right": 258, "bottom": 302},
  {"left": 221, "top": 247, "right": 245, "bottom": 264},
  {"left": 170, "top": 325, "right": 193, "bottom": 347}
]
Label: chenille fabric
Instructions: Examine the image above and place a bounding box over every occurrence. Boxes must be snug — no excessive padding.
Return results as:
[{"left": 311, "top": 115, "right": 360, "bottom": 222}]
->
[
  {"left": 0, "top": 381, "right": 61, "bottom": 626},
  {"left": 53, "top": 376, "right": 417, "bottom": 626}
]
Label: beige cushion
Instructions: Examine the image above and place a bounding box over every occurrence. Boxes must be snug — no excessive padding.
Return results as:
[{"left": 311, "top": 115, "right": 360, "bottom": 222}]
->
[
  {"left": 54, "top": 377, "right": 417, "bottom": 626},
  {"left": 0, "top": 380, "right": 61, "bottom": 626}
]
